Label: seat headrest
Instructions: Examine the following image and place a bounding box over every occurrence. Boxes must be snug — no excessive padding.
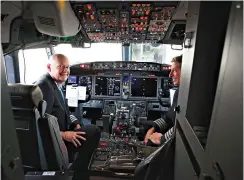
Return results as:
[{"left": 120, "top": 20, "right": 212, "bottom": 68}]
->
[{"left": 8, "top": 84, "right": 43, "bottom": 108}]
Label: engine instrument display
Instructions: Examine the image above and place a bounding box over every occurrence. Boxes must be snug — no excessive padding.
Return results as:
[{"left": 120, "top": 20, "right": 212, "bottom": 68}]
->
[{"left": 95, "top": 76, "right": 121, "bottom": 96}]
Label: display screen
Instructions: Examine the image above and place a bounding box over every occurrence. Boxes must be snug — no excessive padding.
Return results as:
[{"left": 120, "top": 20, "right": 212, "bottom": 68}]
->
[
  {"left": 79, "top": 76, "right": 92, "bottom": 90},
  {"left": 95, "top": 76, "right": 121, "bottom": 96},
  {"left": 131, "top": 77, "right": 157, "bottom": 97},
  {"left": 67, "top": 76, "right": 77, "bottom": 84}
]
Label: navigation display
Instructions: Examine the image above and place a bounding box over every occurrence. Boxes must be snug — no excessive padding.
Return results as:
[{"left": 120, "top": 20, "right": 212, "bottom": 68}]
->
[
  {"left": 131, "top": 77, "right": 157, "bottom": 97},
  {"left": 95, "top": 77, "right": 121, "bottom": 96}
]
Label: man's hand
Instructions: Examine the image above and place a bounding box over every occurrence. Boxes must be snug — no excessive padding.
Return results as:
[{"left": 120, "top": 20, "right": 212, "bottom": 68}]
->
[
  {"left": 61, "top": 131, "right": 86, "bottom": 147},
  {"left": 149, "top": 132, "right": 163, "bottom": 145},
  {"left": 144, "top": 127, "right": 155, "bottom": 144},
  {"left": 74, "top": 124, "right": 81, "bottom": 130}
]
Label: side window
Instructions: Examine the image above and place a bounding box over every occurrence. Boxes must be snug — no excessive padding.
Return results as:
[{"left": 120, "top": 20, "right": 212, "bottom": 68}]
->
[{"left": 18, "top": 48, "right": 48, "bottom": 84}]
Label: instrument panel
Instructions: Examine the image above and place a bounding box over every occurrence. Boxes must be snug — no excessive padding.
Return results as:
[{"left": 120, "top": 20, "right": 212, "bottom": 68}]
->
[
  {"left": 66, "top": 62, "right": 172, "bottom": 122},
  {"left": 71, "top": 2, "right": 179, "bottom": 44},
  {"left": 67, "top": 74, "right": 169, "bottom": 99},
  {"left": 68, "top": 61, "right": 172, "bottom": 99}
]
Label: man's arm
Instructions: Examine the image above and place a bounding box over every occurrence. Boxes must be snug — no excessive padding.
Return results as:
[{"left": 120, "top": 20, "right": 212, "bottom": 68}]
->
[
  {"left": 152, "top": 117, "right": 169, "bottom": 133},
  {"left": 149, "top": 89, "right": 179, "bottom": 133},
  {"left": 144, "top": 115, "right": 170, "bottom": 135},
  {"left": 70, "top": 114, "right": 81, "bottom": 130},
  {"left": 148, "top": 127, "right": 175, "bottom": 145},
  {"left": 144, "top": 115, "right": 169, "bottom": 145},
  {"left": 159, "top": 127, "right": 174, "bottom": 144}
]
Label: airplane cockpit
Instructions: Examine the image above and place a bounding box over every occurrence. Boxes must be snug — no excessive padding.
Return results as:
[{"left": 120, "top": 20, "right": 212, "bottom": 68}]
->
[
  {"left": 65, "top": 61, "right": 174, "bottom": 174},
  {"left": 1, "top": 1, "right": 243, "bottom": 180}
]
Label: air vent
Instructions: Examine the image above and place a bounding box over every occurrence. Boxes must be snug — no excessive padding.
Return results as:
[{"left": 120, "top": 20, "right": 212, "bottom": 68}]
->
[
  {"left": 1, "top": 14, "right": 9, "bottom": 22},
  {"left": 38, "top": 16, "right": 56, "bottom": 26}
]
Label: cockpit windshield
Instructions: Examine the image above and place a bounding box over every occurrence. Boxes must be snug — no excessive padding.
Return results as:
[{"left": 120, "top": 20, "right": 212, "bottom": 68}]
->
[
  {"left": 17, "top": 43, "right": 183, "bottom": 84},
  {"left": 54, "top": 43, "right": 123, "bottom": 64},
  {"left": 53, "top": 43, "right": 183, "bottom": 64}
]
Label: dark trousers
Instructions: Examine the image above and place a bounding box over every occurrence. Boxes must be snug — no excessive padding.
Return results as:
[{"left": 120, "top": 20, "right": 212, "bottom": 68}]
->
[{"left": 65, "top": 124, "right": 101, "bottom": 180}]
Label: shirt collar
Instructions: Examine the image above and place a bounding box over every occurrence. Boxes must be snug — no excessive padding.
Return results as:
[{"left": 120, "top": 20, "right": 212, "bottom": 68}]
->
[
  {"left": 55, "top": 82, "right": 63, "bottom": 89},
  {"left": 47, "top": 73, "right": 63, "bottom": 89}
]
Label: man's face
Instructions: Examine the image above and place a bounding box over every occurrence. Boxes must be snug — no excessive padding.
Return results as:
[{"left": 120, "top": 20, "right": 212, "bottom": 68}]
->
[
  {"left": 169, "top": 61, "right": 181, "bottom": 86},
  {"left": 48, "top": 55, "right": 70, "bottom": 84}
]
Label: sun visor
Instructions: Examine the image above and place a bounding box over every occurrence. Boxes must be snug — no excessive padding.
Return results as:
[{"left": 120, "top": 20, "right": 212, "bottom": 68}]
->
[
  {"left": 31, "top": 1, "right": 81, "bottom": 37},
  {"left": 1, "top": 2, "right": 22, "bottom": 43}
]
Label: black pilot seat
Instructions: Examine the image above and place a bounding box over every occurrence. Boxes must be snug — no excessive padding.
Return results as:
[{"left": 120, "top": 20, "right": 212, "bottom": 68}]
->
[{"left": 8, "top": 84, "right": 75, "bottom": 179}]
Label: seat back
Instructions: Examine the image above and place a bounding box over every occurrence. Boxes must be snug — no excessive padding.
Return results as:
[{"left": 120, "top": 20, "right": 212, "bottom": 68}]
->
[
  {"left": 9, "top": 83, "right": 71, "bottom": 172},
  {"left": 134, "top": 135, "right": 175, "bottom": 180},
  {"left": 8, "top": 83, "right": 47, "bottom": 172},
  {"left": 38, "top": 113, "right": 70, "bottom": 171}
]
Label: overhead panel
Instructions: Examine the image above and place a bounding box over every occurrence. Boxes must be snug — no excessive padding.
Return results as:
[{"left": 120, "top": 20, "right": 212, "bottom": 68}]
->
[{"left": 71, "top": 1, "right": 181, "bottom": 44}]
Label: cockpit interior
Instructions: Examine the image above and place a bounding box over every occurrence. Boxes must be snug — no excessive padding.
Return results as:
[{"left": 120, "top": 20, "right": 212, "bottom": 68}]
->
[{"left": 1, "top": 1, "right": 242, "bottom": 180}]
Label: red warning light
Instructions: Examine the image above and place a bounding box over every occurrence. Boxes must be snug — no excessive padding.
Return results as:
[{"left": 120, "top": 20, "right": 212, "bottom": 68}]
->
[
  {"left": 87, "top": 4, "right": 92, "bottom": 10},
  {"left": 100, "top": 142, "right": 107, "bottom": 146},
  {"left": 80, "top": 64, "right": 89, "bottom": 69}
]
